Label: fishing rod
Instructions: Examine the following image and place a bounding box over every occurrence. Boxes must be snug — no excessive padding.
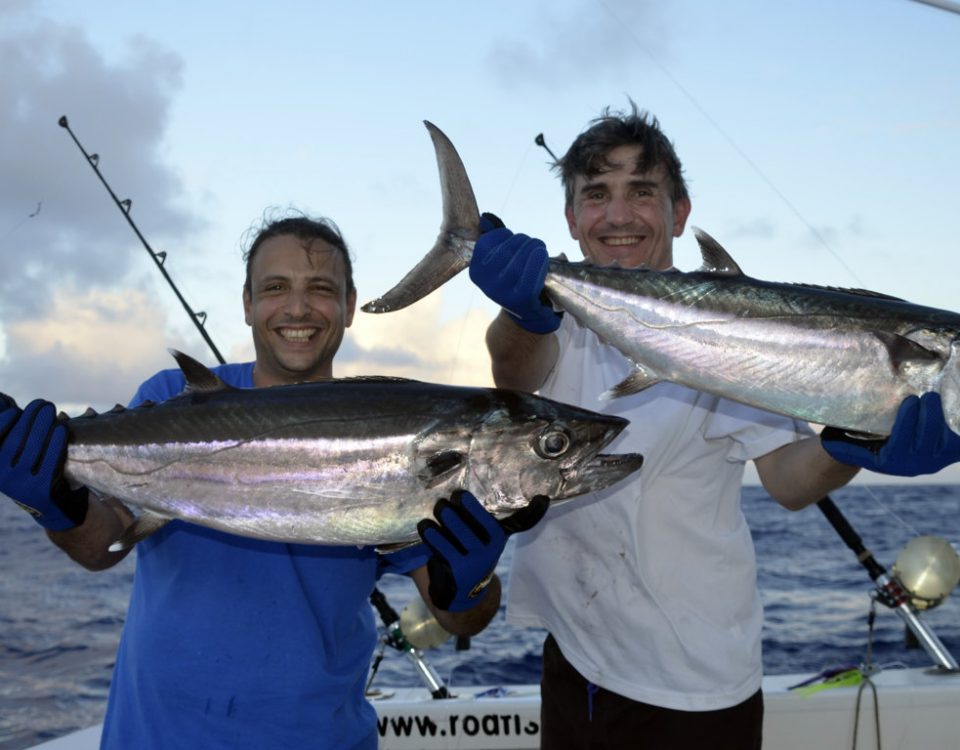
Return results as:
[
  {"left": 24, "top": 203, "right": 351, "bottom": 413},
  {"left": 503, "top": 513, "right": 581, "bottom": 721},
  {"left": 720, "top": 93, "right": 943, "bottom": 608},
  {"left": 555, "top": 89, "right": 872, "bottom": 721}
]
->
[
  {"left": 58, "top": 115, "right": 225, "bottom": 365},
  {"left": 816, "top": 495, "right": 959, "bottom": 672},
  {"left": 534, "top": 133, "right": 559, "bottom": 162}
]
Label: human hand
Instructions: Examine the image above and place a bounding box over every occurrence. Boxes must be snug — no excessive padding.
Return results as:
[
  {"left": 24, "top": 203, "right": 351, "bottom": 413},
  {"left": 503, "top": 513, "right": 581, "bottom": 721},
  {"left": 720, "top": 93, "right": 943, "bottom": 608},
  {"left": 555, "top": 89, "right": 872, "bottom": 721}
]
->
[
  {"left": 821, "top": 393, "right": 960, "bottom": 477},
  {"left": 0, "top": 396, "right": 88, "bottom": 531},
  {"left": 418, "top": 490, "right": 549, "bottom": 611},
  {"left": 468, "top": 212, "right": 561, "bottom": 334}
]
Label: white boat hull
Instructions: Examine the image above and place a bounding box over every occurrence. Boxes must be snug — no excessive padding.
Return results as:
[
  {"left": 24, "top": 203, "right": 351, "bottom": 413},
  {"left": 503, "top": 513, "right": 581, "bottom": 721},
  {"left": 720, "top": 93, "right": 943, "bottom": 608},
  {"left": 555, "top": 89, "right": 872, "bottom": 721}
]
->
[{"left": 27, "top": 667, "right": 960, "bottom": 750}]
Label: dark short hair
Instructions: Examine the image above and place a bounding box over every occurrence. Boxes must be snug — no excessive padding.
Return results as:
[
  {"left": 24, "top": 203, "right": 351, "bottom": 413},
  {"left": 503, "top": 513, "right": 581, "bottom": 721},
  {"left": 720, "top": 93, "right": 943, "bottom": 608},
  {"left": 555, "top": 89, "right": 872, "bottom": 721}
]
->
[
  {"left": 242, "top": 213, "right": 355, "bottom": 295},
  {"left": 555, "top": 101, "right": 689, "bottom": 207}
]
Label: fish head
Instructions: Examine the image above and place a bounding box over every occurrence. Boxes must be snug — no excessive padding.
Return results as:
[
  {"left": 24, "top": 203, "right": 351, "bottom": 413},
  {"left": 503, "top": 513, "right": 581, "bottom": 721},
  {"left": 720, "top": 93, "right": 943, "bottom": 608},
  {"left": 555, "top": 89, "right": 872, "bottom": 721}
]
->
[{"left": 447, "top": 390, "right": 643, "bottom": 515}]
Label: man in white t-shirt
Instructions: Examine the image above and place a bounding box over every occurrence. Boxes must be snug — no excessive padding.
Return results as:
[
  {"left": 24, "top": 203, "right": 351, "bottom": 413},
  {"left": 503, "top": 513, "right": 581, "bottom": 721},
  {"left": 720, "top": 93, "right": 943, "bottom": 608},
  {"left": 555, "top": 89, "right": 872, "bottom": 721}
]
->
[{"left": 468, "top": 102, "right": 960, "bottom": 748}]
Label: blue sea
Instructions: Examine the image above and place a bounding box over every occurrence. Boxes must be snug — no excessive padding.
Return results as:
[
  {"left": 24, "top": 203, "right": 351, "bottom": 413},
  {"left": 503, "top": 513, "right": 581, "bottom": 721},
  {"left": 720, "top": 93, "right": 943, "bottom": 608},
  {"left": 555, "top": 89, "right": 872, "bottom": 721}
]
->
[{"left": 2, "top": 484, "right": 959, "bottom": 750}]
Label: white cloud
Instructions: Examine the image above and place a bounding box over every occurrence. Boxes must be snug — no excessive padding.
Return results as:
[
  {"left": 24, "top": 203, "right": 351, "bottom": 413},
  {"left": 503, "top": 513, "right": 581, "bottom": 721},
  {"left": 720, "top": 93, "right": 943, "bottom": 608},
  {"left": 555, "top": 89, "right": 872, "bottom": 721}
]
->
[
  {"left": 342, "top": 293, "right": 495, "bottom": 387},
  {"left": 0, "top": 3, "right": 203, "bottom": 322},
  {"left": 0, "top": 286, "right": 183, "bottom": 413}
]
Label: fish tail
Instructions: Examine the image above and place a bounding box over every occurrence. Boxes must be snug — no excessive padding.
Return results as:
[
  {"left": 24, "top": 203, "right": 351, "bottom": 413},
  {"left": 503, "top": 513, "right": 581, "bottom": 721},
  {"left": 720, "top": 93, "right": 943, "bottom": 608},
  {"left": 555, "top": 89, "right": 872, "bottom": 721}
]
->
[{"left": 361, "top": 122, "right": 479, "bottom": 313}]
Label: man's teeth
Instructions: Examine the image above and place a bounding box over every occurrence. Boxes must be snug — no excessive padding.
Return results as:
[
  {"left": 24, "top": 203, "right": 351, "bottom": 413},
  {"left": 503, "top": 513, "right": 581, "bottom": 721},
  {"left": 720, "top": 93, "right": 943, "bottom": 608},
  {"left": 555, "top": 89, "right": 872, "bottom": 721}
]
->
[
  {"left": 604, "top": 236, "right": 641, "bottom": 246},
  {"left": 280, "top": 328, "right": 316, "bottom": 341}
]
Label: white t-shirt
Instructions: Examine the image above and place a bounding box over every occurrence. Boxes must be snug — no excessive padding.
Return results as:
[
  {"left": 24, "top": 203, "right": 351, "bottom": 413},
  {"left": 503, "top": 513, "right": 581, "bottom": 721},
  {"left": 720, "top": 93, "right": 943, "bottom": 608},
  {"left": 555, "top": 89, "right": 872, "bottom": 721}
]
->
[{"left": 506, "top": 315, "right": 813, "bottom": 711}]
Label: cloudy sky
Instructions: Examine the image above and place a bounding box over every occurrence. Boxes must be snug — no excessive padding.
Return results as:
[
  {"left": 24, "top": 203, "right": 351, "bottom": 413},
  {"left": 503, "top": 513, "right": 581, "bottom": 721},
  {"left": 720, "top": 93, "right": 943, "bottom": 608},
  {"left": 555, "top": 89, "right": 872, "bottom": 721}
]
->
[{"left": 2, "top": 0, "right": 959, "bottom": 484}]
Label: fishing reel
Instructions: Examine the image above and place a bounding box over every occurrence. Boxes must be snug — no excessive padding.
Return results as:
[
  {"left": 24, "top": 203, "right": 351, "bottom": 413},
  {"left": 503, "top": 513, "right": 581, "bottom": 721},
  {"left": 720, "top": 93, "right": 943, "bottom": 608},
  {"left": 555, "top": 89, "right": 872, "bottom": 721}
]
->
[{"left": 891, "top": 535, "right": 960, "bottom": 612}]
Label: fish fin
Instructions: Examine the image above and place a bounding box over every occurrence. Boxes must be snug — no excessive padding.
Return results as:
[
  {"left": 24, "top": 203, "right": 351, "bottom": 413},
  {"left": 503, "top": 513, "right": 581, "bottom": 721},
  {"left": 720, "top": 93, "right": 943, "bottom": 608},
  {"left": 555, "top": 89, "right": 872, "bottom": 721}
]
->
[
  {"left": 361, "top": 122, "right": 478, "bottom": 314},
  {"left": 169, "top": 349, "right": 230, "bottom": 393},
  {"left": 417, "top": 450, "right": 465, "bottom": 488},
  {"left": 692, "top": 227, "right": 743, "bottom": 276},
  {"left": 376, "top": 539, "right": 424, "bottom": 554},
  {"left": 603, "top": 364, "right": 661, "bottom": 399},
  {"left": 107, "top": 512, "right": 170, "bottom": 552},
  {"left": 941, "top": 341, "right": 960, "bottom": 435},
  {"left": 789, "top": 282, "right": 908, "bottom": 301},
  {"left": 873, "top": 330, "right": 943, "bottom": 371}
]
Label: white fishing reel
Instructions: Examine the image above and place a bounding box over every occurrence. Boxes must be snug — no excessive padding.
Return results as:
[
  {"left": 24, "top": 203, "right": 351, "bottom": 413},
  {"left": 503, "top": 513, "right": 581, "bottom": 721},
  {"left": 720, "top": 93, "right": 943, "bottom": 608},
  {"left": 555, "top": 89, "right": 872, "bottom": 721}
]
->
[
  {"left": 891, "top": 536, "right": 960, "bottom": 611},
  {"left": 400, "top": 596, "right": 453, "bottom": 650}
]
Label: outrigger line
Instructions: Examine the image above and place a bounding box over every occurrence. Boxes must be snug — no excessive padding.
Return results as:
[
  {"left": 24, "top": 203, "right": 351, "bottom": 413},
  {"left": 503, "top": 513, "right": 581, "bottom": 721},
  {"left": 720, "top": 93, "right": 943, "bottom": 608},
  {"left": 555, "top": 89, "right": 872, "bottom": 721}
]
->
[{"left": 57, "top": 115, "right": 226, "bottom": 366}]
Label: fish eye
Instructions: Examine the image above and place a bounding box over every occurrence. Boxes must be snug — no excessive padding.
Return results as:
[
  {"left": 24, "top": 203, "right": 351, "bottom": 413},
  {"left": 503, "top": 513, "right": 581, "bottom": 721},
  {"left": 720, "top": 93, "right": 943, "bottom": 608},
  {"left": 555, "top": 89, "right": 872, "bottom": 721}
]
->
[{"left": 536, "top": 427, "right": 572, "bottom": 458}]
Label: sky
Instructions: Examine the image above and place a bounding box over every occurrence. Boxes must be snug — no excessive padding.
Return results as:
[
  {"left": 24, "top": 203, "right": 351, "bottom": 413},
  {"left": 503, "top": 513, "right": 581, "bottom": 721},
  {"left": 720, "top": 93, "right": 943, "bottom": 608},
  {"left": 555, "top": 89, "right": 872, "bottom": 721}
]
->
[{"left": 1, "top": 0, "right": 959, "bottom": 484}]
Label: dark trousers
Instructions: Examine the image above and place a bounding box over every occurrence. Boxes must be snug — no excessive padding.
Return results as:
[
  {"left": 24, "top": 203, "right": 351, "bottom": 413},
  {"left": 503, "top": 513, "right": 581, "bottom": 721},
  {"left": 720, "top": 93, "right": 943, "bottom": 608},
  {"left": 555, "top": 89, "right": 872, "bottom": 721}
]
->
[{"left": 540, "top": 634, "right": 763, "bottom": 750}]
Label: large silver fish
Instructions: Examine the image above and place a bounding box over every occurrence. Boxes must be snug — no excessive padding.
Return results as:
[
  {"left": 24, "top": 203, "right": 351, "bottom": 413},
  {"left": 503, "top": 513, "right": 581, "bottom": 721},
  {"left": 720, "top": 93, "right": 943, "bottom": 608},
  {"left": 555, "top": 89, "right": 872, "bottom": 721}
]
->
[
  {"left": 362, "top": 122, "right": 960, "bottom": 437},
  {"left": 64, "top": 350, "right": 642, "bottom": 549}
]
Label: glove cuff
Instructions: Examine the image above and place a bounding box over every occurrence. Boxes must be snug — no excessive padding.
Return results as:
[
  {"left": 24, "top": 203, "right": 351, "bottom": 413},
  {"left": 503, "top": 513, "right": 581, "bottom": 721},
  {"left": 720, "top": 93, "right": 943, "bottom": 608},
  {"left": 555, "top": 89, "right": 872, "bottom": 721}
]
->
[
  {"left": 32, "top": 485, "right": 90, "bottom": 532},
  {"left": 512, "top": 308, "right": 562, "bottom": 335}
]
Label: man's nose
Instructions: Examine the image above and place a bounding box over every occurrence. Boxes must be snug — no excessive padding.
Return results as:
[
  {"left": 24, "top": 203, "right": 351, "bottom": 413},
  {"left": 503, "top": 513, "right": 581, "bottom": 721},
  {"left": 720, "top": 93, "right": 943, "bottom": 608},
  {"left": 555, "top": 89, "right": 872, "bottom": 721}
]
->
[
  {"left": 285, "top": 290, "right": 312, "bottom": 316},
  {"left": 606, "top": 194, "right": 631, "bottom": 225}
]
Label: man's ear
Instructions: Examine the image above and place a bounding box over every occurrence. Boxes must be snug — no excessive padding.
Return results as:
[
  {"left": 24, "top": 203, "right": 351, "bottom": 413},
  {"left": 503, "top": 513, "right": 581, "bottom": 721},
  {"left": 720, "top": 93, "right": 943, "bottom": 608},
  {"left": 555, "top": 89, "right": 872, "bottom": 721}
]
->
[
  {"left": 564, "top": 203, "right": 579, "bottom": 240},
  {"left": 673, "top": 196, "right": 692, "bottom": 237},
  {"left": 243, "top": 287, "right": 253, "bottom": 326},
  {"left": 345, "top": 288, "right": 357, "bottom": 328}
]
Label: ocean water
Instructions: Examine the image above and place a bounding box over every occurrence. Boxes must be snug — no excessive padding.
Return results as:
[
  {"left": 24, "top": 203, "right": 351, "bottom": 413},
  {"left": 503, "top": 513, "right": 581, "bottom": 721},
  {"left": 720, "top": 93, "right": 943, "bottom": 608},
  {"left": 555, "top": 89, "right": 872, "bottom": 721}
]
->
[{"left": 1, "top": 484, "right": 958, "bottom": 749}]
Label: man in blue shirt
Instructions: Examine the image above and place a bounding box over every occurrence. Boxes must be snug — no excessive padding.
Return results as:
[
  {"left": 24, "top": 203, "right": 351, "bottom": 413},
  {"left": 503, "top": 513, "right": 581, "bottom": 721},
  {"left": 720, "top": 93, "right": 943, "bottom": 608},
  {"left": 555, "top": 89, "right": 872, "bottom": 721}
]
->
[{"left": 0, "top": 214, "right": 541, "bottom": 748}]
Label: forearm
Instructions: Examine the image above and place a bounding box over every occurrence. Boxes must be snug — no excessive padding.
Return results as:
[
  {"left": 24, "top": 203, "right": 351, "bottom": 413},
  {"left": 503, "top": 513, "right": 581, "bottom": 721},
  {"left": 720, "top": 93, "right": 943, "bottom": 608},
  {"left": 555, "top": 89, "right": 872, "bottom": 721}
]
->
[
  {"left": 755, "top": 435, "right": 861, "bottom": 511},
  {"left": 47, "top": 494, "right": 134, "bottom": 571},
  {"left": 486, "top": 311, "right": 558, "bottom": 392},
  {"left": 410, "top": 566, "right": 502, "bottom": 637}
]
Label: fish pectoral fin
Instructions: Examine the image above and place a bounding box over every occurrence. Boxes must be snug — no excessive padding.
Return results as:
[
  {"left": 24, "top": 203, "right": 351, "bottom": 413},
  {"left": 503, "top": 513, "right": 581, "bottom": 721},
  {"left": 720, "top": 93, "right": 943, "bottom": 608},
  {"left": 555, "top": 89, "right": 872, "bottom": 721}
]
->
[
  {"left": 603, "top": 364, "right": 661, "bottom": 400},
  {"left": 108, "top": 511, "right": 171, "bottom": 552},
  {"left": 874, "top": 330, "right": 943, "bottom": 372},
  {"left": 417, "top": 450, "right": 465, "bottom": 488}
]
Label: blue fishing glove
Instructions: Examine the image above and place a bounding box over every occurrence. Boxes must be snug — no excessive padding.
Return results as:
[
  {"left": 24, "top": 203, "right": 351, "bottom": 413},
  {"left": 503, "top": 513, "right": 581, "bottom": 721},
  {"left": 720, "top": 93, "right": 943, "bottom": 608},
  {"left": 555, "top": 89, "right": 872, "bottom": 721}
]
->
[
  {"left": 418, "top": 490, "right": 549, "bottom": 611},
  {"left": 0, "top": 396, "right": 88, "bottom": 531},
  {"left": 469, "top": 212, "right": 562, "bottom": 334},
  {"left": 821, "top": 393, "right": 960, "bottom": 477}
]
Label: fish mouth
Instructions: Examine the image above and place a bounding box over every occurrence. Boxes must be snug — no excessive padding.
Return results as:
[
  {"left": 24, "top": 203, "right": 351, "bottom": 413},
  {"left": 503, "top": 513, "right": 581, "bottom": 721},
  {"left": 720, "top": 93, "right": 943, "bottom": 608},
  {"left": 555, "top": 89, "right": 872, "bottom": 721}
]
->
[{"left": 557, "top": 451, "right": 644, "bottom": 499}]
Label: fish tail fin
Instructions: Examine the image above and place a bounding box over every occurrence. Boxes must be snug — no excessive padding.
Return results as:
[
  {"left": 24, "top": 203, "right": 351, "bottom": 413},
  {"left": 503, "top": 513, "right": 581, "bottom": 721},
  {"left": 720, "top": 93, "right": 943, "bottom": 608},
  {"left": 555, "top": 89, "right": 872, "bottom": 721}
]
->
[{"left": 361, "top": 122, "right": 479, "bottom": 314}]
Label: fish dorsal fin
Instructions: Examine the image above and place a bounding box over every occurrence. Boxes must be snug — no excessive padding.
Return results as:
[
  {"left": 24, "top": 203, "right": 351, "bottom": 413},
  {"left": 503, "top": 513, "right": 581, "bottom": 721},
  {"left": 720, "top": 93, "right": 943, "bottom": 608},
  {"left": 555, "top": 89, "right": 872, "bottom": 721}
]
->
[
  {"left": 787, "top": 282, "right": 907, "bottom": 302},
  {"left": 169, "top": 349, "right": 229, "bottom": 393},
  {"left": 692, "top": 227, "right": 743, "bottom": 276}
]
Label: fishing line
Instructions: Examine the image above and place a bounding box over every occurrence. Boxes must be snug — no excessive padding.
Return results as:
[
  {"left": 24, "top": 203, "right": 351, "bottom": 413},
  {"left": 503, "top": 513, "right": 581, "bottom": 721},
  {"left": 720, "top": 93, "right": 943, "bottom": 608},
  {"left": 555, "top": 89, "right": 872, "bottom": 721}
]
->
[{"left": 0, "top": 202, "right": 43, "bottom": 244}]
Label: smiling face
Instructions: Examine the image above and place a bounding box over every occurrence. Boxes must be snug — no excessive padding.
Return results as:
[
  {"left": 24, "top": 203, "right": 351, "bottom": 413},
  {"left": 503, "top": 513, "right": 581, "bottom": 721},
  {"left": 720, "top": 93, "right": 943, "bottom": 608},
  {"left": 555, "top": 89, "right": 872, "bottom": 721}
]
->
[
  {"left": 243, "top": 234, "right": 356, "bottom": 387},
  {"left": 564, "top": 144, "right": 691, "bottom": 270}
]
